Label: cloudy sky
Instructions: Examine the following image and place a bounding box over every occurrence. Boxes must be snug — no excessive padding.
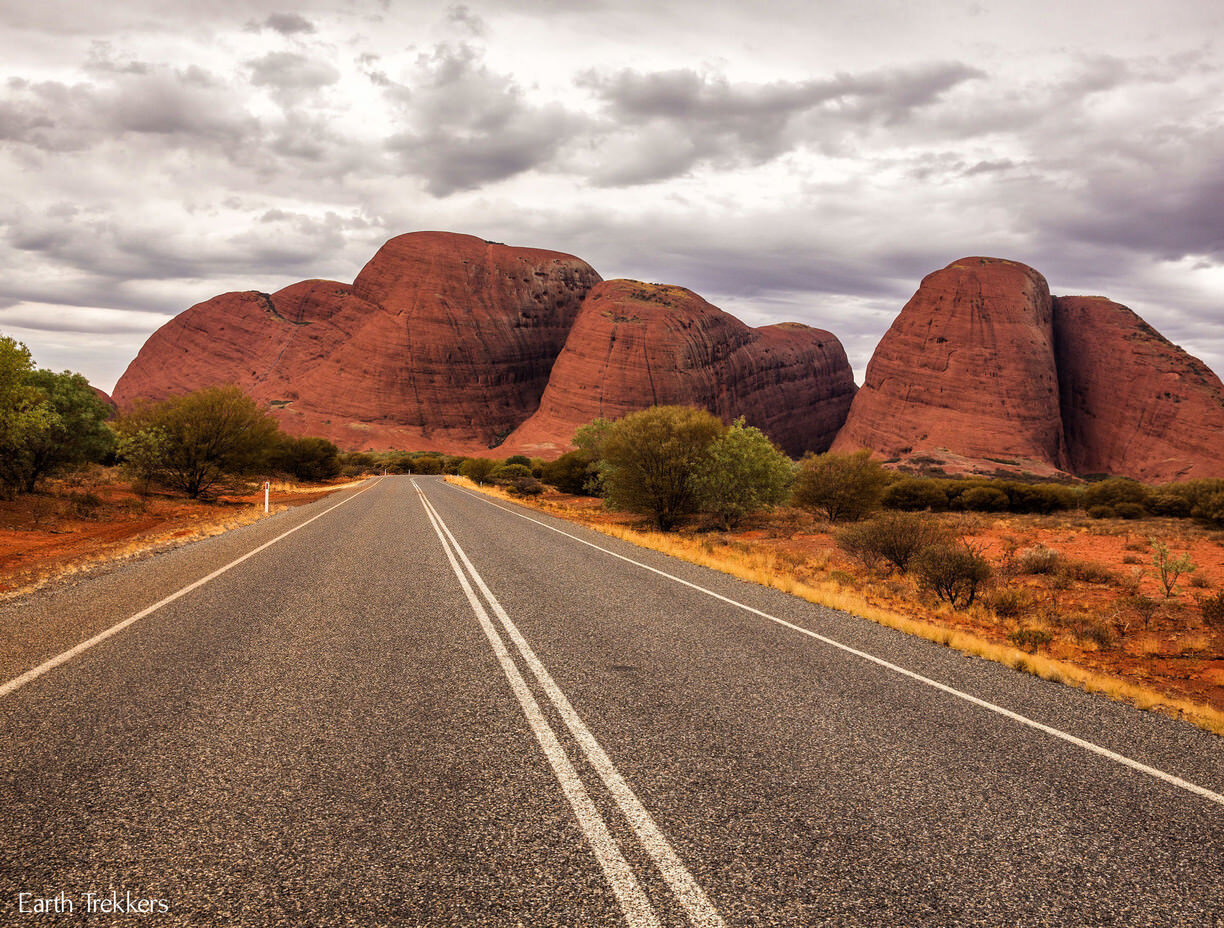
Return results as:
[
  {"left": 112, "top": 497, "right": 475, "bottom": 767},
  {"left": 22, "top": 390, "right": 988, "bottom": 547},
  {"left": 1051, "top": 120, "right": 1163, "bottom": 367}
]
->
[{"left": 2, "top": 0, "right": 1222, "bottom": 392}]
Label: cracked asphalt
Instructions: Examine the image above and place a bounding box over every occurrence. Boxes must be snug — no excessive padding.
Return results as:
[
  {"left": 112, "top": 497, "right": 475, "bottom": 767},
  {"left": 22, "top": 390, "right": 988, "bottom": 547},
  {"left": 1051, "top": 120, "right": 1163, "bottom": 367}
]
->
[{"left": 1, "top": 475, "right": 1221, "bottom": 926}]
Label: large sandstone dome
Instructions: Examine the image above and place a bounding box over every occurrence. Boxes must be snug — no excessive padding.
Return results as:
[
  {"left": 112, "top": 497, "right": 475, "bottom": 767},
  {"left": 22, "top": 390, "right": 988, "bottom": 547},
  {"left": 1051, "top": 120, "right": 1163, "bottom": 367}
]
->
[
  {"left": 113, "top": 232, "right": 602, "bottom": 453},
  {"left": 833, "top": 257, "right": 1224, "bottom": 481},
  {"left": 113, "top": 232, "right": 856, "bottom": 456},
  {"left": 501, "top": 280, "right": 856, "bottom": 458}
]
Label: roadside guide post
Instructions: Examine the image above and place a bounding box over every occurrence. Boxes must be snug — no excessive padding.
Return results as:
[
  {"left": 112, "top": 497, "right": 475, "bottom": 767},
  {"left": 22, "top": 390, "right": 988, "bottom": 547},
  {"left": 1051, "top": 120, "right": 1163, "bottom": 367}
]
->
[{"left": 264, "top": 480, "right": 270, "bottom": 514}]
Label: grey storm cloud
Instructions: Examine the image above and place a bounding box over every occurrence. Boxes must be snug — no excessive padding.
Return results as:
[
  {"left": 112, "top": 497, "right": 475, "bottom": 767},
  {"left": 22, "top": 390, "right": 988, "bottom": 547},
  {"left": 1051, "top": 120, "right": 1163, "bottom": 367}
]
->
[
  {"left": 0, "top": 67, "right": 257, "bottom": 151},
  {"left": 577, "top": 62, "right": 985, "bottom": 184},
  {"left": 384, "top": 42, "right": 576, "bottom": 196},
  {"left": 249, "top": 13, "right": 318, "bottom": 36}
]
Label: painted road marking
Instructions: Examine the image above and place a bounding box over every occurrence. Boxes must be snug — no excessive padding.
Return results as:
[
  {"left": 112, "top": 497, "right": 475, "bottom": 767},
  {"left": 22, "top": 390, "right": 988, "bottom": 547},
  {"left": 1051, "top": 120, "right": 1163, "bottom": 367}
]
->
[
  {"left": 0, "top": 478, "right": 382, "bottom": 700},
  {"left": 417, "top": 482, "right": 724, "bottom": 928},
  {"left": 446, "top": 480, "right": 1224, "bottom": 809}
]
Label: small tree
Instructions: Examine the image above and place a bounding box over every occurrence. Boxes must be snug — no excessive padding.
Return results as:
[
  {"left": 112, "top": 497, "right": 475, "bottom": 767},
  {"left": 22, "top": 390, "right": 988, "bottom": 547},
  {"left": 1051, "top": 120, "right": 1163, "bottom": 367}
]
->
[
  {"left": 540, "top": 449, "right": 598, "bottom": 495},
  {"left": 601, "top": 406, "right": 724, "bottom": 530},
  {"left": 115, "top": 425, "right": 169, "bottom": 495},
  {"left": 0, "top": 336, "right": 56, "bottom": 498},
  {"left": 835, "top": 511, "right": 950, "bottom": 575},
  {"left": 914, "top": 539, "right": 992, "bottom": 607},
  {"left": 274, "top": 435, "right": 340, "bottom": 482},
  {"left": 791, "top": 450, "right": 889, "bottom": 523},
  {"left": 1151, "top": 540, "right": 1195, "bottom": 598},
  {"left": 11, "top": 370, "right": 115, "bottom": 492},
  {"left": 117, "top": 385, "right": 281, "bottom": 498},
  {"left": 692, "top": 419, "right": 794, "bottom": 530},
  {"left": 459, "top": 457, "right": 499, "bottom": 485}
]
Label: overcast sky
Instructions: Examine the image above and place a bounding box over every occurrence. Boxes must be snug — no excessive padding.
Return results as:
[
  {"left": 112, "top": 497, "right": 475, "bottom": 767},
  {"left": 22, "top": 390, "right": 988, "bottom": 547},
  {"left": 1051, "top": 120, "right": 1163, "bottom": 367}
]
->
[{"left": 2, "top": 0, "right": 1222, "bottom": 391}]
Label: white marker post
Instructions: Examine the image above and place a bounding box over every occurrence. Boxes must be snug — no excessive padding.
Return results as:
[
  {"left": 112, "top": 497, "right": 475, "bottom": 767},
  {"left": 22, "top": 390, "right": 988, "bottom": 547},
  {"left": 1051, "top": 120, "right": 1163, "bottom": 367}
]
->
[{"left": 263, "top": 480, "right": 270, "bottom": 514}]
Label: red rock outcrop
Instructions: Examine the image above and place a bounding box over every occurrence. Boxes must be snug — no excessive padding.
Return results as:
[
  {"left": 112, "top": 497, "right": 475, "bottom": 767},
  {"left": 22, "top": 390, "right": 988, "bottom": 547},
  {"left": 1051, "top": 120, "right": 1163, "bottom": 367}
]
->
[
  {"left": 501, "top": 280, "right": 856, "bottom": 458},
  {"left": 113, "top": 232, "right": 601, "bottom": 451},
  {"left": 832, "top": 257, "right": 1068, "bottom": 474},
  {"left": 1054, "top": 296, "right": 1224, "bottom": 482}
]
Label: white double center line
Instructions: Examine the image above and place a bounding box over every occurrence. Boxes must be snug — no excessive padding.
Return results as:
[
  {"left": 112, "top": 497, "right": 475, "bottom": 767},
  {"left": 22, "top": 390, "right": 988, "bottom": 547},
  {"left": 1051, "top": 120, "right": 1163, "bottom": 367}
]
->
[{"left": 415, "top": 482, "right": 724, "bottom": 928}]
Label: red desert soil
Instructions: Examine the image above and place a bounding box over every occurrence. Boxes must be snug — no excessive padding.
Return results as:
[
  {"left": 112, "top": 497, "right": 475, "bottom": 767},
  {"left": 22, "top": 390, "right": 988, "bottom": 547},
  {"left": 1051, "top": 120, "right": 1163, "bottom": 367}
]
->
[{"left": 0, "top": 474, "right": 352, "bottom": 597}]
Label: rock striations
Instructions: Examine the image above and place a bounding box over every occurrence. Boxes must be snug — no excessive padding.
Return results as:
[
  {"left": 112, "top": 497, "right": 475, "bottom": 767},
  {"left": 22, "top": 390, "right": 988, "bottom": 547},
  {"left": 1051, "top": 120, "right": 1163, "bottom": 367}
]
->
[
  {"left": 500, "top": 280, "right": 856, "bottom": 458},
  {"left": 1054, "top": 296, "right": 1224, "bottom": 482},
  {"left": 114, "top": 232, "right": 602, "bottom": 453},
  {"left": 114, "top": 232, "right": 856, "bottom": 457},
  {"left": 834, "top": 257, "right": 1224, "bottom": 481},
  {"left": 832, "top": 257, "right": 1068, "bottom": 474}
]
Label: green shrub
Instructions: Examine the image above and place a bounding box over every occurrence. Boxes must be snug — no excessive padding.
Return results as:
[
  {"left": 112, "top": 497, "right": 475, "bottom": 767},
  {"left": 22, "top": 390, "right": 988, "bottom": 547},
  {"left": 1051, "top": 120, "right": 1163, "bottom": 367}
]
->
[
  {"left": 1088, "top": 505, "right": 1115, "bottom": 519},
  {"left": 959, "top": 486, "right": 1010, "bottom": 512},
  {"left": 984, "top": 587, "right": 1034, "bottom": 620},
  {"left": 1148, "top": 492, "right": 1192, "bottom": 518},
  {"left": 600, "top": 406, "right": 724, "bottom": 530},
  {"left": 504, "top": 455, "right": 531, "bottom": 467},
  {"left": 490, "top": 463, "right": 534, "bottom": 483},
  {"left": 459, "top": 457, "right": 499, "bottom": 485},
  {"left": 274, "top": 436, "right": 340, "bottom": 481},
  {"left": 882, "top": 478, "right": 948, "bottom": 512},
  {"left": 1016, "top": 545, "right": 1060, "bottom": 574},
  {"left": 914, "top": 542, "right": 992, "bottom": 607},
  {"left": 691, "top": 419, "right": 794, "bottom": 529},
  {"left": 1008, "top": 628, "right": 1052, "bottom": 650},
  {"left": 540, "top": 450, "right": 598, "bottom": 495},
  {"left": 505, "top": 476, "right": 544, "bottom": 497},
  {"left": 835, "top": 511, "right": 950, "bottom": 575},
  {"left": 1083, "top": 477, "right": 1150, "bottom": 512},
  {"left": 1113, "top": 502, "right": 1145, "bottom": 520},
  {"left": 791, "top": 450, "right": 890, "bottom": 523}
]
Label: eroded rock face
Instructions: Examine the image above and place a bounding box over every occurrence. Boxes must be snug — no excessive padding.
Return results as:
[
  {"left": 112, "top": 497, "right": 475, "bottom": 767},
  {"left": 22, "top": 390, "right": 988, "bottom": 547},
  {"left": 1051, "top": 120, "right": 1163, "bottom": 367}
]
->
[
  {"left": 832, "top": 257, "right": 1068, "bottom": 474},
  {"left": 501, "top": 280, "right": 857, "bottom": 458},
  {"left": 1055, "top": 296, "right": 1224, "bottom": 482},
  {"left": 113, "top": 232, "right": 602, "bottom": 451}
]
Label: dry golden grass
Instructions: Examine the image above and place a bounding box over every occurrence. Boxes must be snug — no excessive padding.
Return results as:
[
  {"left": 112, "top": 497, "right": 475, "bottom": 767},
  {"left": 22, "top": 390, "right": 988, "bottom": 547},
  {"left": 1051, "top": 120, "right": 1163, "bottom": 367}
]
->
[{"left": 448, "top": 476, "right": 1224, "bottom": 737}]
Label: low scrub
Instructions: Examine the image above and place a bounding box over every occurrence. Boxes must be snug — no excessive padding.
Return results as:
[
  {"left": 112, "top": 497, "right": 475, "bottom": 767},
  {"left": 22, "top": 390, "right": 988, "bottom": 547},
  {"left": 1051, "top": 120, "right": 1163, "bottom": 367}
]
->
[
  {"left": 835, "top": 511, "right": 950, "bottom": 575},
  {"left": 914, "top": 541, "right": 992, "bottom": 607}
]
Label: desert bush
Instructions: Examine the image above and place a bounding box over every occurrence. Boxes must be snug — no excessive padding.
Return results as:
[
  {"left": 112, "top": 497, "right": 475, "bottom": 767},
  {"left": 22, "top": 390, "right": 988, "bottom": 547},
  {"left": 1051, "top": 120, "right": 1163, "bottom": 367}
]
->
[
  {"left": 406, "top": 454, "right": 446, "bottom": 475},
  {"left": 1192, "top": 491, "right": 1224, "bottom": 528},
  {"left": 835, "top": 511, "right": 950, "bottom": 575},
  {"left": 692, "top": 419, "right": 794, "bottom": 530},
  {"left": 959, "top": 486, "right": 1010, "bottom": 512},
  {"left": 540, "top": 450, "right": 599, "bottom": 496},
  {"left": 1059, "top": 612, "right": 1116, "bottom": 647},
  {"left": 1083, "top": 477, "right": 1150, "bottom": 512},
  {"left": 1113, "top": 502, "right": 1146, "bottom": 520},
  {"left": 274, "top": 436, "right": 340, "bottom": 481},
  {"left": 882, "top": 477, "right": 949, "bottom": 512},
  {"left": 504, "top": 455, "right": 531, "bottom": 468},
  {"left": 459, "top": 457, "right": 499, "bottom": 485},
  {"left": 1151, "top": 541, "right": 1196, "bottom": 598},
  {"left": 791, "top": 450, "right": 890, "bottom": 523},
  {"left": 1002, "top": 481, "right": 1080, "bottom": 514},
  {"left": 1087, "top": 505, "right": 1115, "bottom": 519},
  {"left": 1148, "top": 491, "right": 1192, "bottom": 518},
  {"left": 1064, "top": 559, "right": 1118, "bottom": 585},
  {"left": 1009, "top": 628, "right": 1053, "bottom": 650},
  {"left": 505, "top": 476, "right": 544, "bottom": 497},
  {"left": 1016, "top": 545, "right": 1060, "bottom": 575},
  {"left": 1125, "top": 594, "right": 1161, "bottom": 631},
  {"left": 914, "top": 541, "right": 992, "bottom": 607},
  {"left": 600, "top": 406, "right": 724, "bottom": 530},
  {"left": 490, "top": 463, "right": 534, "bottom": 483},
  {"left": 1200, "top": 591, "right": 1224, "bottom": 629},
  {"left": 115, "top": 386, "right": 280, "bottom": 499},
  {"left": 984, "top": 587, "right": 1034, "bottom": 620}
]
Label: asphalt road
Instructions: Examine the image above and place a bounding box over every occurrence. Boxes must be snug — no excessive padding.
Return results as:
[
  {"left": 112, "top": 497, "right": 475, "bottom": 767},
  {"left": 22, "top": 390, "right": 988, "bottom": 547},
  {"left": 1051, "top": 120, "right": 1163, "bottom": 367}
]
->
[{"left": 1, "top": 475, "right": 1221, "bottom": 927}]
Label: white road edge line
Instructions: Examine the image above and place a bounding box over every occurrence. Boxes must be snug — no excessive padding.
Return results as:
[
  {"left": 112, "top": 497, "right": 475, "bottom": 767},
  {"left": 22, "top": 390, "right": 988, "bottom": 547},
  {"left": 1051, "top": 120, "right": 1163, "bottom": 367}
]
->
[
  {"left": 414, "top": 483, "right": 661, "bottom": 928},
  {"left": 446, "top": 480, "right": 1224, "bottom": 809},
  {"left": 418, "top": 482, "right": 726, "bottom": 928},
  {"left": 0, "top": 478, "right": 383, "bottom": 700}
]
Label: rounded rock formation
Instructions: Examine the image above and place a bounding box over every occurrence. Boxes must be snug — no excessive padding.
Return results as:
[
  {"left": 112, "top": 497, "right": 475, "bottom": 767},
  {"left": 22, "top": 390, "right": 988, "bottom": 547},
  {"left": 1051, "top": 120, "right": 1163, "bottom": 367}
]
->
[
  {"left": 832, "top": 257, "right": 1068, "bottom": 475},
  {"left": 113, "top": 232, "right": 602, "bottom": 451},
  {"left": 500, "top": 280, "right": 856, "bottom": 458},
  {"left": 1054, "top": 296, "right": 1224, "bottom": 482}
]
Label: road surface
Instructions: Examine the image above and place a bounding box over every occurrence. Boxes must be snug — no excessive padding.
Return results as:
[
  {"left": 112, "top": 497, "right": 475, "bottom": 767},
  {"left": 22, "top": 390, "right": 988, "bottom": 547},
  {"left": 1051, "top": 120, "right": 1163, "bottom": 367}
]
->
[{"left": 1, "top": 475, "right": 1221, "bottom": 926}]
